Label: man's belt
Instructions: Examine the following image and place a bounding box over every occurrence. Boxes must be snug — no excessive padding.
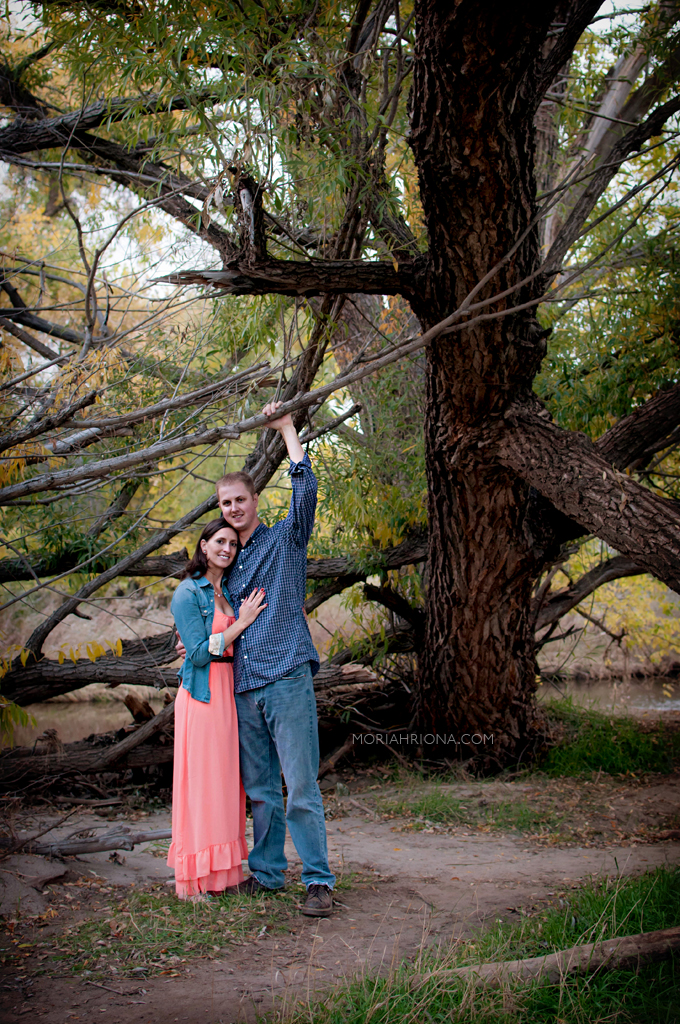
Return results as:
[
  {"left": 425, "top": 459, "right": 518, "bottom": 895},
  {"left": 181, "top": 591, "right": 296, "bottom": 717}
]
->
[{"left": 211, "top": 655, "right": 234, "bottom": 663}]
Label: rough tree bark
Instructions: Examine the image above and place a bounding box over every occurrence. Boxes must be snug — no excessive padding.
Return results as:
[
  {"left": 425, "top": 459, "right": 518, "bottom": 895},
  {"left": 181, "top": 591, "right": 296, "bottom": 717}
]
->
[{"left": 406, "top": 0, "right": 574, "bottom": 760}]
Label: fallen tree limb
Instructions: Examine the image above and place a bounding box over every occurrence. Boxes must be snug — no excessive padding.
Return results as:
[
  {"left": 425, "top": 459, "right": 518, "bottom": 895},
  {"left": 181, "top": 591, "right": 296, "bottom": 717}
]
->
[
  {"left": 413, "top": 925, "right": 680, "bottom": 989},
  {"left": 0, "top": 740, "right": 174, "bottom": 789},
  {"left": 2, "top": 630, "right": 179, "bottom": 705},
  {"left": 92, "top": 701, "right": 175, "bottom": 770},
  {"left": 318, "top": 735, "right": 355, "bottom": 779},
  {"left": 313, "top": 663, "right": 381, "bottom": 690},
  {"left": 0, "top": 661, "right": 384, "bottom": 787},
  {"left": 0, "top": 826, "right": 172, "bottom": 858}
]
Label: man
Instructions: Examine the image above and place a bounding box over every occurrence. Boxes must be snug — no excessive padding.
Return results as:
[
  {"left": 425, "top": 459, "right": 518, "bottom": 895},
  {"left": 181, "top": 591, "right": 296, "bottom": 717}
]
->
[{"left": 212, "top": 401, "right": 334, "bottom": 917}]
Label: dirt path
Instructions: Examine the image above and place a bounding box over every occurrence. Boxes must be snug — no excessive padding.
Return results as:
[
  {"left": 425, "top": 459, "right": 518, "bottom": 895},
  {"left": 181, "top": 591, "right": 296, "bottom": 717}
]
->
[{"left": 2, "top": 774, "right": 679, "bottom": 1023}]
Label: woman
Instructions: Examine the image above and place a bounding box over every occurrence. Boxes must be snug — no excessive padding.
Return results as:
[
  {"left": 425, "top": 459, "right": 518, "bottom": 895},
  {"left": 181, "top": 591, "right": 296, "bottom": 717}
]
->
[{"left": 167, "top": 518, "right": 267, "bottom": 899}]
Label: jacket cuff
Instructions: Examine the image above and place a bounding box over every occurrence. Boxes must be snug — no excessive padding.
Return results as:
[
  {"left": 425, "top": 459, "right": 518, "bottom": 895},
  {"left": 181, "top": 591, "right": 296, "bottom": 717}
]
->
[{"left": 208, "top": 632, "right": 225, "bottom": 656}]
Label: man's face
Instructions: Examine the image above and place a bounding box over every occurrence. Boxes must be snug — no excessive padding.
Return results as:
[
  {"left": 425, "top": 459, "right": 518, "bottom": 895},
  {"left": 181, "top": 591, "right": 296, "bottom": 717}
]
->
[{"left": 217, "top": 482, "right": 259, "bottom": 535}]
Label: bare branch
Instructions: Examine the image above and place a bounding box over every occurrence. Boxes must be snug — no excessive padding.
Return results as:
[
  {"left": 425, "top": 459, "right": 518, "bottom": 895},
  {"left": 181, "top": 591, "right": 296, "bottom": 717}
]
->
[
  {"left": 534, "top": 554, "right": 644, "bottom": 629},
  {"left": 0, "top": 390, "right": 97, "bottom": 455},
  {"left": 0, "top": 90, "right": 223, "bottom": 156},
  {"left": 0, "top": 316, "right": 60, "bottom": 360}
]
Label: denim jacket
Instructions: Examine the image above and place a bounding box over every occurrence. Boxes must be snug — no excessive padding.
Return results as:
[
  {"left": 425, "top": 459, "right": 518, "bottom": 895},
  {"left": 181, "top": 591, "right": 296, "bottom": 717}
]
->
[{"left": 170, "top": 575, "right": 234, "bottom": 703}]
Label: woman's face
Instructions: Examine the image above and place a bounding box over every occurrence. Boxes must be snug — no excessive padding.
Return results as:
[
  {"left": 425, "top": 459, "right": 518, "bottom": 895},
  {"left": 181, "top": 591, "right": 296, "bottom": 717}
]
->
[{"left": 200, "top": 527, "right": 239, "bottom": 574}]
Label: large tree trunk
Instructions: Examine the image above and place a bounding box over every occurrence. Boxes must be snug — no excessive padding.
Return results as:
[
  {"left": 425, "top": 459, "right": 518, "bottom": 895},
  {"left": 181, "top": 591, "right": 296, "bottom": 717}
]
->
[{"left": 408, "top": 1, "right": 557, "bottom": 762}]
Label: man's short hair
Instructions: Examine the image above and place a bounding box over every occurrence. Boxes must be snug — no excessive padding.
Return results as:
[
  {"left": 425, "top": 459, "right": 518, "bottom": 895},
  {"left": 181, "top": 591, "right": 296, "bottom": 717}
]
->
[{"left": 216, "top": 471, "right": 257, "bottom": 497}]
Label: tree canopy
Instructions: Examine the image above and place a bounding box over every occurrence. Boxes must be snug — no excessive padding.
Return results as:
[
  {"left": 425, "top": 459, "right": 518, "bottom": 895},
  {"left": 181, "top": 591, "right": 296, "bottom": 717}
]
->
[{"left": 2, "top": 0, "right": 680, "bottom": 766}]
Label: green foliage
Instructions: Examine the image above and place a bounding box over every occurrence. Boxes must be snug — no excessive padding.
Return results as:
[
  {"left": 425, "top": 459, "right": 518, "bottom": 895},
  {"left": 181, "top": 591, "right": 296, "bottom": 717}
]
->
[
  {"left": 543, "top": 538, "right": 680, "bottom": 673},
  {"left": 2, "top": 0, "right": 680, "bottom": 693},
  {"left": 25, "top": 0, "right": 422, "bottom": 257},
  {"left": 0, "top": 695, "right": 34, "bottom": 746},
  {"left": 541, "top": 701, "right": 680, "bottom": 777}
]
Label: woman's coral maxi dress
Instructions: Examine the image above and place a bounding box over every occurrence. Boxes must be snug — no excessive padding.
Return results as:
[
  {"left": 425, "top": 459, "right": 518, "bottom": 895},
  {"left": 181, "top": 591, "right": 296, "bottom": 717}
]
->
[{"left": 167, "top": 611, "right": 248, "bottom": 898}]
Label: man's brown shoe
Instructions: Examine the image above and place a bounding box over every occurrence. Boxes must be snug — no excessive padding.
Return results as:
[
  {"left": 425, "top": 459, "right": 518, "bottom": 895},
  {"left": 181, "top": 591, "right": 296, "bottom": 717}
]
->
[
  {"left": 225, "top": 876, "right": 283, "bottom": 896},
  {"left": 302, "top": 883, "right": 333, "bottom": 917}
]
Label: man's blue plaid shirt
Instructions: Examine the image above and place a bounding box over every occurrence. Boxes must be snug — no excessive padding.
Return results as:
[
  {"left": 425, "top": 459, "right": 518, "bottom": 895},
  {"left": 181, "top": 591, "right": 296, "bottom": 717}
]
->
[{"left": 228, "top": 452, "right": 320, "bottom": 693}]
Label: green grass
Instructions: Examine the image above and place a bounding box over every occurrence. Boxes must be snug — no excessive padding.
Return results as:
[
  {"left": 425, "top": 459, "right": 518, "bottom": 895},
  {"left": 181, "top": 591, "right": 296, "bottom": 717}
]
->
[
  {"left": 43, "top": 874, "right": 355, "bottom": 978},
  {"left": 281, "top": 867, "right": 680, "bottom": 1024},
  {"left": 541, "top": 701, "right": 680, "bottom": 777},
  {"left": 377, "top": 788, "right": 563, "bottom": 834}
]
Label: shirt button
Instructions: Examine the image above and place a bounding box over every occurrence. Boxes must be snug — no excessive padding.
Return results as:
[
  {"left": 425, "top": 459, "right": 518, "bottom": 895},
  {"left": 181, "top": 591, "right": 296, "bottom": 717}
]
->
[{"left": 244, "top": 655, "right": 248, "bottom": 660}]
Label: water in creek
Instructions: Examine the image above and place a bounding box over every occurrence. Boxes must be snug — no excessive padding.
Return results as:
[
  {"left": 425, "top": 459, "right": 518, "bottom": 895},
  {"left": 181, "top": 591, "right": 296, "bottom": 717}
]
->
[
  {"left": 4, "top": 677, "right": 679, "bottom": 751},
  {"left": 7, "top": 699, "right": 166, "bottom": 749},
  {"left": 537, "top": 675, "right": 680, "bottom": 713}
]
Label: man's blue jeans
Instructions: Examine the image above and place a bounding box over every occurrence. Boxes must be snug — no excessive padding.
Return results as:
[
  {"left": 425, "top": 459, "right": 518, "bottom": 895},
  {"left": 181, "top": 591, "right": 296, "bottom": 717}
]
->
[{"left": 235, "top": 662, "right": 335, "bottom": 891}]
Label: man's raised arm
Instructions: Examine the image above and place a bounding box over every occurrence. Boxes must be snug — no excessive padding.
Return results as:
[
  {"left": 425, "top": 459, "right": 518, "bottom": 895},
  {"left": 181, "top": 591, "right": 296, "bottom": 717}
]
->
[{"left": 263, "top": 401, "right": 316, "bottom": 545}]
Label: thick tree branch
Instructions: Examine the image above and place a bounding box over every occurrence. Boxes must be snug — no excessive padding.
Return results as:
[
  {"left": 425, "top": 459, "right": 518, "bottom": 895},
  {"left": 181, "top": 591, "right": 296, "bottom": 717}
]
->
[
  {"left": 161, "top": 257, "right": 418, "bottom": 297},
  {"left": 305, "top": 575, "right": 363, "bottom": 613},
  {"left": 93, "top": 699, "right": 175, "bottom": 769},
  {"left": 308, "top": 530, "right": 427, "bottom": 579},
  {"left": 0, "top": 91, "right": 221, "bottom": 156},
  {"left": 493, "top": 406, "right": 680, "bottom": 594},
  {"left": 0, "top": 548, "right": 191, "bottom": 585},
  {"left": 0, "top": 529, "right": 425, "bottom": 586},
  {"left": 2, "top": 629, "right": 178, "bottom": 705},
  {"left": 363, "top": 583, "right": 425, "bottom": 632},
  {"left": 531, "top": 0, "right": 604, "bottom": 108},
  {"left": 598, "top": 381, "right": 680, "bottom": 469}
]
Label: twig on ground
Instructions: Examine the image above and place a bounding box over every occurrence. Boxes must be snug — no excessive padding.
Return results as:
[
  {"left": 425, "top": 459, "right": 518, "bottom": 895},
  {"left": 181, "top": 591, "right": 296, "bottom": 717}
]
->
[
  {"left": 0, "top": 806, "right": 80, "bottom": 860},
  {"left": 346, "top": 797, "right": 380, "bottom": 820}
]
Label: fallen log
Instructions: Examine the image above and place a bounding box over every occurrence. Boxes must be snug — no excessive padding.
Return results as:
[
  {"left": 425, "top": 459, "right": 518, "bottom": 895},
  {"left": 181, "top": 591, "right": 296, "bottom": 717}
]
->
[
  {"left": 413, "top": 925, "right": 680, "bottom": 989},
  {"left": 0, "top": 737, "right": 174, "bottom": 789},
  {"left": 3, "top": 629, "right": 179, "bottom": 706},
  {"left": 92, "top": 701, "right": 174, "bottom": 770},
  {"left": 5, "top": 644, "right": 380, "bottom": 708},
  {"left": 0, "top": 663, "right": 386, "bottom": 787},
  {"left": 314, "top": 663, "right": 381, "bottom": 690},
  {"left": 0, "top": 826, "right": 172, "bottom": 858}
]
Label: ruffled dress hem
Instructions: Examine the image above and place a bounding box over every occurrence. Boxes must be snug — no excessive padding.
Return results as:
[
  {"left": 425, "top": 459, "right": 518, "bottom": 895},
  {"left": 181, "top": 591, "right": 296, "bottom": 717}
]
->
[{"left": 168, "top": 837, "right": 247, "bottom": 898}]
